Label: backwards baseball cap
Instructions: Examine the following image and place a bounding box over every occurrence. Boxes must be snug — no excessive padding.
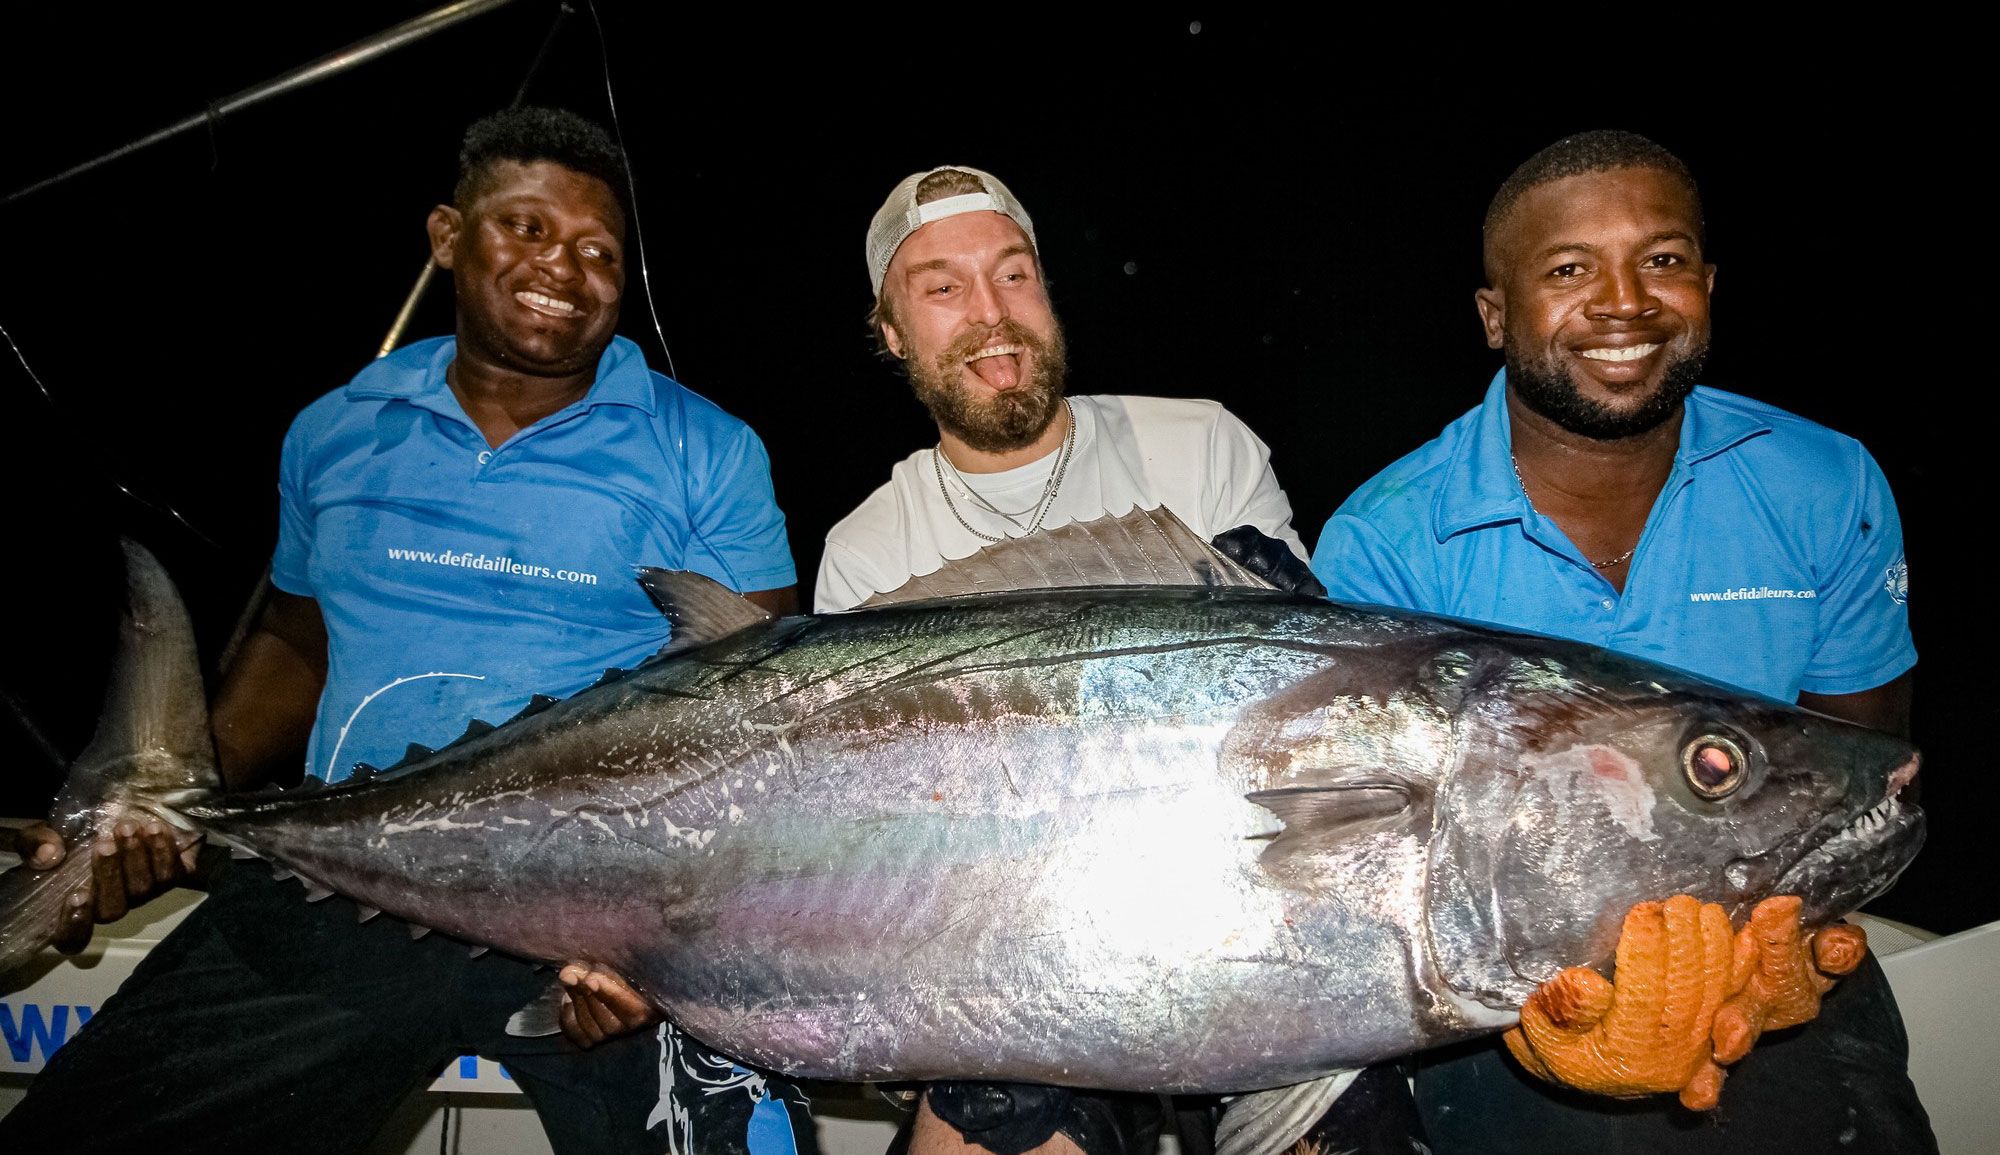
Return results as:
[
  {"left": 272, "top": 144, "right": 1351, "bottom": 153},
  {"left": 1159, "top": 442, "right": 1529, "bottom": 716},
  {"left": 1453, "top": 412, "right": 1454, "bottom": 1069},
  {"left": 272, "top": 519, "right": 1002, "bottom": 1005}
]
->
[{"left": 866, "top": 165, "right": 1037, "bottom": 296}]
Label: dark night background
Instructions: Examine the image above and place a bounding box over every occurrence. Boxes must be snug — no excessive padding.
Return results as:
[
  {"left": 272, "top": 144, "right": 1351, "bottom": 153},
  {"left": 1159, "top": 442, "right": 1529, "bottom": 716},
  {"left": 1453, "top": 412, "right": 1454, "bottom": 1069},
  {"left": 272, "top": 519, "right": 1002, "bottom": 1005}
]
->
[{"left": 0, "top": 7, "right": 1983, "bottom": 934}]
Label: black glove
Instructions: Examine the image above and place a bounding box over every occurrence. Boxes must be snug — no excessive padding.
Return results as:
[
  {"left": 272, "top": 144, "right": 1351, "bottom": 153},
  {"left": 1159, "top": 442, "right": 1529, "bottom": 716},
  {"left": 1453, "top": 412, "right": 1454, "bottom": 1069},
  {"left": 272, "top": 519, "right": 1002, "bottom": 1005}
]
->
[
  {"left": 927, "top": 1082, "right": 1076, "bottom": 1155},
  {"left": 1209, "top": 526, "right": 1326, "bottom": 597},
  {"left": 926, "top": 1082, "right": 1165, "bottom": 1155}
]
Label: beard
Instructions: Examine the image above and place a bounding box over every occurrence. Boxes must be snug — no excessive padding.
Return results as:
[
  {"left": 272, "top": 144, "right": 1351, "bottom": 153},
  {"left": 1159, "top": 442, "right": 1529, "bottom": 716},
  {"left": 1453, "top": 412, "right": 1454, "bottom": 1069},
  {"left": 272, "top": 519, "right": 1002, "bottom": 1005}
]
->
[
  {"left": 906, "top": 318, "right": 1069, "bottom": 453},
  {"left": 1505, "top": 336, "right": 1708, "bottom": 441}
]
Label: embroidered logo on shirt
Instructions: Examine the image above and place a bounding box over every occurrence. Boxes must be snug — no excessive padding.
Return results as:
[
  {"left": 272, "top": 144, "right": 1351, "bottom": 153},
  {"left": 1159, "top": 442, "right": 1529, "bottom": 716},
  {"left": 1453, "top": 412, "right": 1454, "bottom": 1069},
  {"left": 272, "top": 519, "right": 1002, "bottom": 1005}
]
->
[{"left": 1884, "top": 559, "right": 1909, "bottom": 605}]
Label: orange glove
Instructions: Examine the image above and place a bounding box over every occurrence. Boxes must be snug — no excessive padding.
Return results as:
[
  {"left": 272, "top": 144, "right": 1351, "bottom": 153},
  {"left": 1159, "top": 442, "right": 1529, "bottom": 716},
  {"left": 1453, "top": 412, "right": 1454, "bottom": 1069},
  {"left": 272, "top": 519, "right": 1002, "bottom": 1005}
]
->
[
  {"left": 1711, "top": 896, "right": 1867, "bottom": 1066},
  {"left": 1503, "top": 895, "right": 1867, "bottom": 1110}
]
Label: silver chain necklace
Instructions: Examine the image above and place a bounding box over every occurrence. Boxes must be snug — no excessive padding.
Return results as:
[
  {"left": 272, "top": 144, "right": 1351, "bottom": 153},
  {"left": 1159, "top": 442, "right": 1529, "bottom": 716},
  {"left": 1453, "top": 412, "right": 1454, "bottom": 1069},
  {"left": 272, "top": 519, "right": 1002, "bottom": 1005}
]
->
[
  {"left": 1510, "top": 454, "right": 1638, "bottom": 570},
  {"left": 934, "top": 399, "right": 1077, "bottom": 543}
]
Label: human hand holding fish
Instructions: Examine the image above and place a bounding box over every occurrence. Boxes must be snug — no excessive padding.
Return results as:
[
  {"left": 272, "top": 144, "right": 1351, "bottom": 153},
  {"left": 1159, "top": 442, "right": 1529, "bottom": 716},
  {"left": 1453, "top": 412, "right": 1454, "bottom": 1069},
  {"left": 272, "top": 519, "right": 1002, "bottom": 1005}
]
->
[
  {"left": 1504, "top": 893, "right": 1868, "bottom": 1108},
  {"left": 13, "top": 819, "right": 200, "bottom": 951},
  {"left": 558, "top": 961, "right": 661, "bottom": 1048}
]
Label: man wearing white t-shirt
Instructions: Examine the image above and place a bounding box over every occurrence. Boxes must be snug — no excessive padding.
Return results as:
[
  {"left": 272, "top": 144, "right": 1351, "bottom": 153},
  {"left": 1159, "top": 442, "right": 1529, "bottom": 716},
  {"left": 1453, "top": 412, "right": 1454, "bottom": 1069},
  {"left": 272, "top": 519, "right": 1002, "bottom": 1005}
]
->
[
  {"left": 816, "top": 165, "right": 1313, "bottom": 617},
  {"left": 815, "top": 165, "right": 1333, "bottom": 1155}
]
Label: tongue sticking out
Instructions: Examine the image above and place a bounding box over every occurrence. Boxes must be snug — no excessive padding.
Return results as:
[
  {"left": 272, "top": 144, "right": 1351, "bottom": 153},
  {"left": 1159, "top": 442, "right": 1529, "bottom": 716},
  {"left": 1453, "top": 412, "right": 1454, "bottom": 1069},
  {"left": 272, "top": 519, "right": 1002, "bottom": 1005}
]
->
[{"left": 966, "top": 351, "right": 1023, "bottom": 391}]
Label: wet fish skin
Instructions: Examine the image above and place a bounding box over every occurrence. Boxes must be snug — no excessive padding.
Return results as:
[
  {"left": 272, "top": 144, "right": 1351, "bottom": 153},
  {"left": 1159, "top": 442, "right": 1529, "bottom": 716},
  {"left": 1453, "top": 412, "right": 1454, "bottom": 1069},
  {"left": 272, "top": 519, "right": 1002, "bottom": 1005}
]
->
[{"left": 1, "top": 543, "right": 1923, "bottom": 1100}]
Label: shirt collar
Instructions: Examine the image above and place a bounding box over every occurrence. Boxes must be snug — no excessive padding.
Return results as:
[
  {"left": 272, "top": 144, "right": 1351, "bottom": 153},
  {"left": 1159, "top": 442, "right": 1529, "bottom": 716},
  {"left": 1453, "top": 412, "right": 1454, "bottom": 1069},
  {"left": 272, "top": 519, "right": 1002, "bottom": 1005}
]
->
[
  {"left": 1431, "top": 370, "right": 1529, "bottom": 542},
  {"left": 1431, "top": 369, "right": 1771, "bottom": 543},
  {"left": 344, "top": 335, "right": 658, "bottom": 419}
]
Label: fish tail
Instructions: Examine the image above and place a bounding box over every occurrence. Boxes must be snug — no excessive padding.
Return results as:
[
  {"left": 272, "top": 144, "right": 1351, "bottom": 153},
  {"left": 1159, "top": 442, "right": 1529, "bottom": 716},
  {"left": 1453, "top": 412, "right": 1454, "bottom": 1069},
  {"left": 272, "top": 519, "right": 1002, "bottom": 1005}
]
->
[
  {"left": 0, "top": 847, "right": 94, "bottom": 977},
  {"left": 0, "top": 539, "right": 218, "bottom": 981}
]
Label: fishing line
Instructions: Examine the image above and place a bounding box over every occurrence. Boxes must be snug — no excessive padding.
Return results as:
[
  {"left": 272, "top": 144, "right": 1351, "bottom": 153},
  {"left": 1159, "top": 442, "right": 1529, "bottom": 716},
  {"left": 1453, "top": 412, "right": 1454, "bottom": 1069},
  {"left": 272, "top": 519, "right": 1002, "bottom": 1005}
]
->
[
  {"left": 581, "top": 0, "right": 676, "bottom": 384},
  {"left": 582, "top": 0, "right": 748, "bottom": 594},
  {"left": 0, "top": 318, "right": 219, "bottom": 551}
]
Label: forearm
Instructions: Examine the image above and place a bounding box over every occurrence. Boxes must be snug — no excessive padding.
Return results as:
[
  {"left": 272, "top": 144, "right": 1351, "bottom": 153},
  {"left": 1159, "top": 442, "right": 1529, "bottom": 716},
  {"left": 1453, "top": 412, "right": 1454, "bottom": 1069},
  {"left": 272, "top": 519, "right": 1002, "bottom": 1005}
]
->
[
  {"left": 209, "top": 590, "right": 328, "bottom": 790},
  {"left": 1798, "top": 671, "right": 1914, "bottom": 739},
  {"left": 743, "top": 584, "right": 799, "bottom": 617}
]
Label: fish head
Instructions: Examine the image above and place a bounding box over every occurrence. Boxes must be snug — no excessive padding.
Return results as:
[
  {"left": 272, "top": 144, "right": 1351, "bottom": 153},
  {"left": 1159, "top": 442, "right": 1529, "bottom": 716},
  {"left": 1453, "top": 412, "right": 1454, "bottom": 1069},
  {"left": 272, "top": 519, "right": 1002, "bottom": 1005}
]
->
[{"left": 1422, "top": 635, "right": 1924, "bottom": 1008}]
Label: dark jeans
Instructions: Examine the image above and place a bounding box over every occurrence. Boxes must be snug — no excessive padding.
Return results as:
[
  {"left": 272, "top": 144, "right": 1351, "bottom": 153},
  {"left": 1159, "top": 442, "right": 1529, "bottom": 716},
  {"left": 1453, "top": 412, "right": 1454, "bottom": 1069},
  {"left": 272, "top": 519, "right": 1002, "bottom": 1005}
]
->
[
  {"left": 1413, "top": 954, "right": 1937, "bottom": 1153},
  {"left": 0, "top": 861, "right": 819, "bottom": 1155}
]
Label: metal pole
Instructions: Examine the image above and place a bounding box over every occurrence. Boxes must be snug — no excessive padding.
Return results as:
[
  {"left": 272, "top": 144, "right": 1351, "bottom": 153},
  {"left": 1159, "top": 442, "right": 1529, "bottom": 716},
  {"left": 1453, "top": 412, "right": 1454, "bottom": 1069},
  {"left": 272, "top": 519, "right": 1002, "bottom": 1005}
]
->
[
  {"left": 377, "top": 260, "right": 441, "bottom": 359},
  {"left": 4, "top": 0, "right": 522, "bottom": 207},
  {"left": 375, "top": 2, "right": 575, "bottom": 358}
]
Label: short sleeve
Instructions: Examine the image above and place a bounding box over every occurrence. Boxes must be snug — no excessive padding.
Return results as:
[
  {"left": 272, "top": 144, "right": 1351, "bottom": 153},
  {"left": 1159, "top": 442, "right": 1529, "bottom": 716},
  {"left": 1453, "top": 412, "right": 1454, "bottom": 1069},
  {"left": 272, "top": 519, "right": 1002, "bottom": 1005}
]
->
[
  {"left": 686, "top": 423, "right": 798, "bottom": 594},
  {"left": 269, "top": 418, "right": 316, "bottom": 597},
  {"left": 814, "top": 539, "right": 889, "bottom": 614},
  {"left": 1201, "top": 407, "right": 1307, "bottom": 560},
  {"left": 1798, "top": 447, "right": 1916, "bottom": 695},
  {"left": 1310, "top": 512, "right": 1428, "bottom": 610}
]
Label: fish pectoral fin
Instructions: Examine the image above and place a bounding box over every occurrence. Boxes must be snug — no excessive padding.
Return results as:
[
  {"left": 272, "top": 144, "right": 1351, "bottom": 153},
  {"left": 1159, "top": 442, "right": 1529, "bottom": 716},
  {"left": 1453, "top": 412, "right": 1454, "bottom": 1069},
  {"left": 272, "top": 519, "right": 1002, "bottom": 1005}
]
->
[
  {"left": 637, "top": 569, "right": 775, "bottom": 656},
  {"left": 1215, "top": 1072, "right": 1360, "bottom": 1155},
  {"left": 1246, "top": 780, "right": 1415, "bottom": 837},
  {"left": 505, "top": 980, "right": 570, "bottom": 1037}
]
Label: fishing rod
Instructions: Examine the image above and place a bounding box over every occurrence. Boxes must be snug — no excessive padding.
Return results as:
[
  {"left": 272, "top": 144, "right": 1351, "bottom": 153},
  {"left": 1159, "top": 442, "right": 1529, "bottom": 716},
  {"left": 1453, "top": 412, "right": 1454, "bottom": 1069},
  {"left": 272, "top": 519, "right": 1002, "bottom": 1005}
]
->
[
  {"left": 378, "top": 2, "right": 577, "bottom": 357},
  {"left": 3, "top": 0, "right": 523, "bottom": 208}
]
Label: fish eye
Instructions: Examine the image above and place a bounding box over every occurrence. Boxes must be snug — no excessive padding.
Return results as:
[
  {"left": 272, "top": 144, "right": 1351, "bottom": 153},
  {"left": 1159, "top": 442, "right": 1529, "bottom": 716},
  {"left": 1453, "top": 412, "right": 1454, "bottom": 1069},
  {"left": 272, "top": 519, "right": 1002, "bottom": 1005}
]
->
[{"left": 1682, "top": 734, "right": 1748, "bottom": 800}]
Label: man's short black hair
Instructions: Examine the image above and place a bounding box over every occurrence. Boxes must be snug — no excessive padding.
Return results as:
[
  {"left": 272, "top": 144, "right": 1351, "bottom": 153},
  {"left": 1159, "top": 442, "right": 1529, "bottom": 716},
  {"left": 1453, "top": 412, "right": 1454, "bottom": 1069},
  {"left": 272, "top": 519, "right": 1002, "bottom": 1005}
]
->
[
  {"left": 1483, "top": 130, "right": 1704, "bottom": 274},
  {"left": 454, "top": 106, "right": 631, "bottom": 218}
]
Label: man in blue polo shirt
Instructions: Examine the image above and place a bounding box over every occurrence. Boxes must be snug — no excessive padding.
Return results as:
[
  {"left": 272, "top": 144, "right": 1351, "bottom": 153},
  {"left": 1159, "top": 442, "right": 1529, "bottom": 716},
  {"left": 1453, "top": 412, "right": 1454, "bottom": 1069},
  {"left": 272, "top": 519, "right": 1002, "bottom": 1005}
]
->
[
  {"left": 1309, "top": 130, "right": 1931, "bottom": 1152},
  {"left": 5, "top": 107, "right": 812, "bottom": 1155}
]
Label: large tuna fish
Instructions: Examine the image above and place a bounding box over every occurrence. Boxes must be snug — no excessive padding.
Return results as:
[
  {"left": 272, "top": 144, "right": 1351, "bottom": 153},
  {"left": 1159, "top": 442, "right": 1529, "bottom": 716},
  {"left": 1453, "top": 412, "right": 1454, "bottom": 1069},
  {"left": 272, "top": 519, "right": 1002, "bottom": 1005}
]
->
[{"left": 0, "top": 511, "right": 1922, "bottom": 1150}]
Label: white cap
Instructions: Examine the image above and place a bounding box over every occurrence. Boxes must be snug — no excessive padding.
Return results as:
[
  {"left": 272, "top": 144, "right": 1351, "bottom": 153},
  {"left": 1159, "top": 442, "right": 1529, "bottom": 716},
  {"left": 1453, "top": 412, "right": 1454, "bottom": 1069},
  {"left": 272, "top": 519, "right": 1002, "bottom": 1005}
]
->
[{"left": 866, "top": 165, "right": 1037, "bottom": 296}]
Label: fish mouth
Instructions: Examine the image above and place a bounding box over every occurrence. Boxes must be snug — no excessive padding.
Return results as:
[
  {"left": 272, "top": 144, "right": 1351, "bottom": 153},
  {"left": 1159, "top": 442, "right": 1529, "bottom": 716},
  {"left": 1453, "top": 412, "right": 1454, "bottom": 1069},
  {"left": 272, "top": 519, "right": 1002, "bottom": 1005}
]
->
[{"left": 1763, "top": 754, "right": 1925, "bottom": 922}]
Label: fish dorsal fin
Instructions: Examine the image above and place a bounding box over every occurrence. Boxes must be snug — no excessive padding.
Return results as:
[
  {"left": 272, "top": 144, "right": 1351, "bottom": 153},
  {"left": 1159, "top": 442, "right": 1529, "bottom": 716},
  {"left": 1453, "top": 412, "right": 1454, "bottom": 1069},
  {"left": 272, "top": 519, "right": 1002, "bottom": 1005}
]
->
[
  {"left": 376, "top": 744, "right": 434, "bottom": 773},
  {"left": 859, "top": 506, "right": 1269, "bottom": 609},
  {"left": 636, "top": 568, "right": 774, "bottom": 656},
  {"left": 444, "top": 719, "right": 497, "bottom": 750},
  {"left": 503, "top": 695, "right": 561, "bottom": 725}
]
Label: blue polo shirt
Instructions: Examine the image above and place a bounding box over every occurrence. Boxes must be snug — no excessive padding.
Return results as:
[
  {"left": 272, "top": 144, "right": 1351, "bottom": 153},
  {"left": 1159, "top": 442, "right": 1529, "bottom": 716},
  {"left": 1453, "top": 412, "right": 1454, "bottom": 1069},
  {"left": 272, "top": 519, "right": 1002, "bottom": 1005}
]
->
[
  {"left": 1309, "top": 370, "right": 1914, "bottom": 702},
  {"left": 272, "top": 335, "right": 796, "bottom": 782}
]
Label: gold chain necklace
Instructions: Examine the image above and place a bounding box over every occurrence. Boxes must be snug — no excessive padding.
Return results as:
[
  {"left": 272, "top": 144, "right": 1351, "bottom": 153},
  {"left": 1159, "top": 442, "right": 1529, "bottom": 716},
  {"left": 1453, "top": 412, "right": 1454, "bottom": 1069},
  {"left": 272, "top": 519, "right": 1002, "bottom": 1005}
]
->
[
  {"left": 1510, "top": 454, "right": 1638, "bottom": 570},
  {"left": 934, "top": 399, "right": 1077, "bottom": 543}
]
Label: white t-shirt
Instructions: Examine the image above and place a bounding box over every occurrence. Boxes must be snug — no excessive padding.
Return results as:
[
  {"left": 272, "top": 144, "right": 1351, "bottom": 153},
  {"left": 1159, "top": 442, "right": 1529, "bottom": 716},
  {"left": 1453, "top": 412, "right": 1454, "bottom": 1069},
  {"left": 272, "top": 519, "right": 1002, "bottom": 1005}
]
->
[{"left": 815, "top": 395, "right": 1306, "bottom": 612}]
